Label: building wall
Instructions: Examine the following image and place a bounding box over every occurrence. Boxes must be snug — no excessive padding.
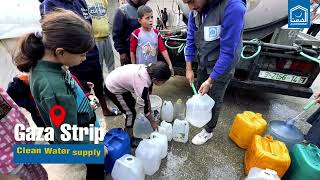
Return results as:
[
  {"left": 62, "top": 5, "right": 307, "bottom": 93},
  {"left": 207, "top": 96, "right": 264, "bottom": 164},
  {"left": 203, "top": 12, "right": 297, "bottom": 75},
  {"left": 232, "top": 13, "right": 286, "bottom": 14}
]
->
[
  {"left": 0, "top": 0, "right": 40, "bottom": 88},
  {"left": 108, "top": 0, "right": 184, "bottom": 29},
  {"left": 147, "top": 0, "right": 182, "bottom": 28}
]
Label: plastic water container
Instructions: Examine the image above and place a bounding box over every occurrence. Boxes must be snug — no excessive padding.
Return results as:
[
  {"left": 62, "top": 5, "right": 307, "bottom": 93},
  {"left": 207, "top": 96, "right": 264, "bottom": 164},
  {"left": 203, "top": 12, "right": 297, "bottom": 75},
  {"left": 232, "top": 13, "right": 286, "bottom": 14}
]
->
[
  {"left": 159, "top": 120, "right": 173, "bottom": 141},
  {"left": 229, "top": 111, "right": 267, "bottom": 149},
  {"left": 265, "top": 120, "right": 304, "bottom": 152},
  {"left": 158, "top": 126, "right": 167, "bottom": 137},
  {"left": 133, "top": 113, "right": 153, "bottom": 139},
  {"left": 135, "top": 139, "right": 162, "bottom": 175},
  {"left": 174, "top": 99, "right": 186, "bottom": 120},
  {"left": 150, "top": 95, "right": 162, "bottom": 121},
  {"left": 186, "top": 94, "right": 215, "bottom": 128},
  {"left": 111, "top": 154, "right": 145, "bottom": 180},
  {"left": 245, "top": 167, "right": 280, "bottom": 180},
  {"left": 161, "top": 100, "right": 174, "bottom": 122},
  {"left": 285, "top": 144, "right": 320, "bottom": 180},
  {"left": 150, "top": 132, "right": 168, "bottom": 159},
  {"left": 104, "top": 128, "right": 131, "bottom": 173},
  {"left": 245, "top": 135, "right": 291, "bottom": 177},
  {"left": 172, "top": 119, "right": 189, "bottom": 143}
]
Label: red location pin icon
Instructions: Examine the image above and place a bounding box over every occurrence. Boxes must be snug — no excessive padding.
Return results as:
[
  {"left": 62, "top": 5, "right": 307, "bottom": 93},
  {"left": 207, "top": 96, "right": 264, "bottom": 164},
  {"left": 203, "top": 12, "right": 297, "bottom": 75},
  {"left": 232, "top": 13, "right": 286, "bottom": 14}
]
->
[{"left": 49, "top": 105, "right": 66, "bottom": 127}]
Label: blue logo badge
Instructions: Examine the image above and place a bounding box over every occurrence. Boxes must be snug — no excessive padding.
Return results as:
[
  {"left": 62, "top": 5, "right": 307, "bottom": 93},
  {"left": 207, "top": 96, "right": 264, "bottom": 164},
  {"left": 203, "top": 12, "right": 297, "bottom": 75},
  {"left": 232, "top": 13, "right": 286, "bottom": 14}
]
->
[
  {"left": 288, "top": 0, "right": 310, "bottom": 28},
  {"left": 209, "top": 27, "right": 218, "bottom": 38}
]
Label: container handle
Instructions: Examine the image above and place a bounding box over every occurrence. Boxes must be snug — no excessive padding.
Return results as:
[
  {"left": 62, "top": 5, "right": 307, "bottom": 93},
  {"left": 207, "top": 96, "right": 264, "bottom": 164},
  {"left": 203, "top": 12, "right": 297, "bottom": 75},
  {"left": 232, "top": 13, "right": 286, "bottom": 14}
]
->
[
  {"left": 250, "top": 113, "right": 258, "bottom": 120},
  {"left": 113, "top": 135, "right": 125, "bottom": 141},
  {"left": 256, "top": 113, "right": 262, "bottom": 118},
  {"left": 110, "top": 130, "right": 126, "bottom": 141},
  {"left": 243, "top": 111, "right": 253, "bottom": 119},
  {"left": 265, "top": 135, "right": 273, "bottom": 141},
  {"left": 105, "top": 129, "right": 124, "bottom": 142},
  {"left": 103, "top": 134, "right": 113, "bottom": 144},
  {"left": 264, "top": 169, "right": 277, "bottom": 175},
  {"left": 307, "top": 143, "right": 318, "bottom": 149},
  {"left": 268, "top": 142, "right": 275, "bottom": 155},
  {"left": 245, "top": 112, "right": 261, "bottom": 121},
  {"left": 264, "top": 136, "right": 275, "bottom": 154},
  {"left": 107, "top": 128, "right": 123, "bottom": 136},
  {"left": 308, "top": 144, "right": 320, "bottom": 155},
  {"left": 151, "top": 132, "right": 159, "bottom": 139}
]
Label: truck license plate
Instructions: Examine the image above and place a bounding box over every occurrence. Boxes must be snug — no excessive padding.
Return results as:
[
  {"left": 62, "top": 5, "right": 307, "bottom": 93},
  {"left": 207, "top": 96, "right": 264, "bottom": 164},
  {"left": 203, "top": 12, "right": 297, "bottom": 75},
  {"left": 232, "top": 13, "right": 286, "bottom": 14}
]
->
[{"left": 258, "top": 71, "right": 308, "bottom": 84}]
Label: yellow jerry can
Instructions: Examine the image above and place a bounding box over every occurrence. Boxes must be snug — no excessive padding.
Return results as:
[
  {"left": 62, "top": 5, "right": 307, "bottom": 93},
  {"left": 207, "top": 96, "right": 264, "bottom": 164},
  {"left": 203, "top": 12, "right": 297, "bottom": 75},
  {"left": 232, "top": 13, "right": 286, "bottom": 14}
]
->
[
  {"left": 229, "top": 111, "right": 267, "bottom": 149},
  {"left": 245, "top": 135, "right": 291, "bottom": 178}
]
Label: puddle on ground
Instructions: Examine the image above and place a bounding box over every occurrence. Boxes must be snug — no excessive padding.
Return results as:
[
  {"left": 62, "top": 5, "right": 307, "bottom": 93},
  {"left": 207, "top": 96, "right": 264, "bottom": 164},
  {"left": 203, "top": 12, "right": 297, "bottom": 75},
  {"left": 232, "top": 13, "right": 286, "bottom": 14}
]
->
[
  {"left": 269, "top": 101, "right": 300, "bottom": 121},
  {"left": 160, "top": 150, "right": 188, "bottom": 178}
]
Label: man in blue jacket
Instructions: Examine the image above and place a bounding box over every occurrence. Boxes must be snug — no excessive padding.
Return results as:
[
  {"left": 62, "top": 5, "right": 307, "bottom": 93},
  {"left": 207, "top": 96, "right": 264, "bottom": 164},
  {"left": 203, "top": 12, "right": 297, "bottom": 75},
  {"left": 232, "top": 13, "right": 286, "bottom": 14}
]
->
[
  {"left": 112, "top": 0, "right": 149, "bottom": 65},
  {"left": 183, "top": 0, "right": 246, "bottom": 145}
]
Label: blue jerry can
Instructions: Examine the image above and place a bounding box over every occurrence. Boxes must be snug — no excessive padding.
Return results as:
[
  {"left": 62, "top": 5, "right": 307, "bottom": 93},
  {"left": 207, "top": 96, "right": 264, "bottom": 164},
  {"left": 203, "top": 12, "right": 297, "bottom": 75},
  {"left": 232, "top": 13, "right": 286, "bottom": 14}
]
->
[{"left": 104, "top": 128, "right": 131, "bottom": 173}]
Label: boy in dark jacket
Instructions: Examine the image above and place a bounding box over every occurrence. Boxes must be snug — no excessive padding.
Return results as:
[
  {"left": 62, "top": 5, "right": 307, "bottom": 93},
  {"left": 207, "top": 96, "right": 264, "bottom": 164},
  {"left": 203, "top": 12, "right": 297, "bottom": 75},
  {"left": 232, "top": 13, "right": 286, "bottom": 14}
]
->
[
  {"left": 7, "top": 74, "right": 45, "bottom": 128},
  {"left": 112, "top": 0, "right": 149, "bottom": 65}
]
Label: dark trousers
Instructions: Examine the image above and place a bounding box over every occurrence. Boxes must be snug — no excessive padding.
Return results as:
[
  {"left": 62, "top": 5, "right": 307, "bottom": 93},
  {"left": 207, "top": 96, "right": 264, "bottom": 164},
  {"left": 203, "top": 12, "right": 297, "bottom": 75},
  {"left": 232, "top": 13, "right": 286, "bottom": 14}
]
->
[
  {"left": 196, "top": 68, "right": 233, "bottom": 133},
  {"left": 85, "top": 164, "right": 105, "bottom": 180},
  {"left": 305, "top": 107, "right": 320, "bottom": 148},
  {"left": 105, "top": 88, "right": 137, "bottom": 128},
  {"left": 307, "top": 24, "right": 320, "bottom": 36},
  {"left": 156, "top": 24, "right": 163, "bottom": 30},
  {"left": 163, "top": 20, "right": 167, "bottom": 28}
]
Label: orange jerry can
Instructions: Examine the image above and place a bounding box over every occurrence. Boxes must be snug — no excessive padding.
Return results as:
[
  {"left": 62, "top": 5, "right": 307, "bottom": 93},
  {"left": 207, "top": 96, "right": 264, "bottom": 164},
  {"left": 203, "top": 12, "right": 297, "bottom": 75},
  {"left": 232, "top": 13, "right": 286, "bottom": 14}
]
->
[
  {"left": 229, "top": 111, "right": 267, "bottom": 149},
  {"left": 245, "top": 135, "right": 291, "bottom": 177}
]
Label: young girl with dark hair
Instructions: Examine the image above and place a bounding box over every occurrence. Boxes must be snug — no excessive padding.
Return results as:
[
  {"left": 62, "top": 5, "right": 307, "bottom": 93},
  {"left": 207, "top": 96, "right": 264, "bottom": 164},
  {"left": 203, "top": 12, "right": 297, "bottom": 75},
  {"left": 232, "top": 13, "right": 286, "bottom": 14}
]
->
[
  {"left": 104, "top": 61, "right": 171, "bottom": 146},
  {"left": 13, "top": 9, "right": 105, "bottom": 179},
  {"left": 39, "top": 0, "right": 119, "bottom": 116}
]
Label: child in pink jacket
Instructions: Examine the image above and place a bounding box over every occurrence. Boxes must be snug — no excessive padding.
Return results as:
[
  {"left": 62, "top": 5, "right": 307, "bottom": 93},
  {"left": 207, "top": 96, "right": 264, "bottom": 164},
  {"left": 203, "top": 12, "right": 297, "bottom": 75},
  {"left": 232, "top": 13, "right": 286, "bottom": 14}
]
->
[{"left": 104, "top": 61, "right": 171, "bottom": 146}]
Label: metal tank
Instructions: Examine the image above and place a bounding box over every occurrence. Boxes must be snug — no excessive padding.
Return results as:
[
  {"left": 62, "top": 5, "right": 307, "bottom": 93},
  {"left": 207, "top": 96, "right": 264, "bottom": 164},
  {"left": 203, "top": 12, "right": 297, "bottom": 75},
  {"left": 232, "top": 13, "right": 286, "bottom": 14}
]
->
[{"left": 177, "top": 0, "right": 288, "bottom": 39}]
